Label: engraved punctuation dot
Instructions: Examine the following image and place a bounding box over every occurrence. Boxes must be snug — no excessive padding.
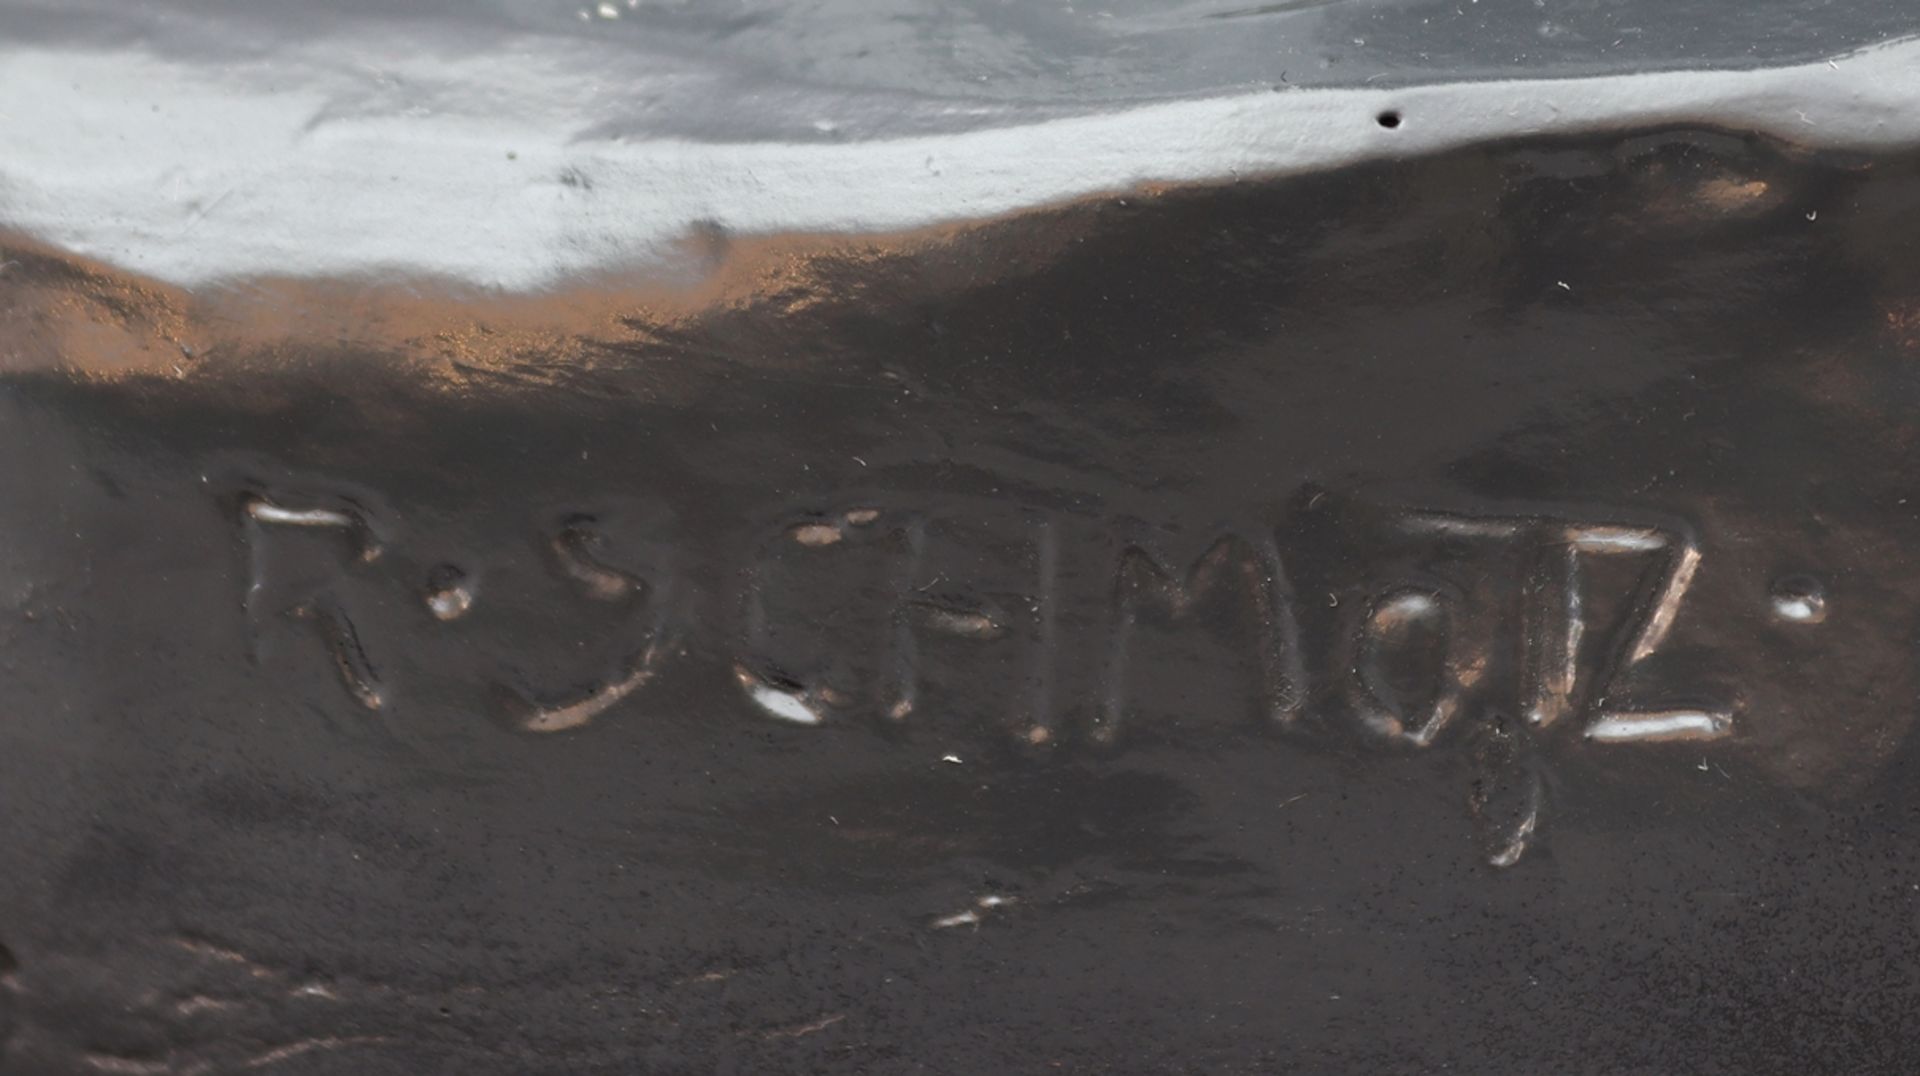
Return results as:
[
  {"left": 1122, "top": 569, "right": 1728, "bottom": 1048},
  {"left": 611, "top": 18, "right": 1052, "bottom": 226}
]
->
[
  {"left": 1769, "top": 575, "right": 1827, "bottom": 624},
  {"left": 425, "top": 566, "right": 475, "bottom": 621}
]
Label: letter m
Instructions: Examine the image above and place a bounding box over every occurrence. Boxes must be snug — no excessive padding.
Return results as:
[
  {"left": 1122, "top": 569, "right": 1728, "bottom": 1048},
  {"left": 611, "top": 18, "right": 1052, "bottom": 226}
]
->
[{"left": 1097, "top": 534, "right": 1305, "bottom": 743}]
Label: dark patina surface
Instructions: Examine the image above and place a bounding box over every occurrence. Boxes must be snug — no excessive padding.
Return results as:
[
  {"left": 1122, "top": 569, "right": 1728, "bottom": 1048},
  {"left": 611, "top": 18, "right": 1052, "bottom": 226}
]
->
[{"left": 3, "top": 129, "right": 1920, "bottom": 1072}]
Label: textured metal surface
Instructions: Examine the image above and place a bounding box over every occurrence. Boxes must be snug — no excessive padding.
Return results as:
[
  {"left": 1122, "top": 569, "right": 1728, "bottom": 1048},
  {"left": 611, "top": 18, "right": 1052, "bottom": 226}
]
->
[
  {"left": 10, "top": 0, "right": 1920, "bottom": 117},
  {"left": 10, "top": 5, "right": 1920, "bottom": 288},
  {"left": 4, "top": 123, "right": 1920, "bottom": 1071},
  {"left": 10, "top": 0, "right": 1920, "bottom": 1069}
]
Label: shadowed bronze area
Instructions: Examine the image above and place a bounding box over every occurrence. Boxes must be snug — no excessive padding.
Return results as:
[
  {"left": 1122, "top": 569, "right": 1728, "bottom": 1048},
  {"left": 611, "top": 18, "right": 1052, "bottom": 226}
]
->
[{"left": 5, "top": 127, "right": 1920, "bottom": 1072}]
